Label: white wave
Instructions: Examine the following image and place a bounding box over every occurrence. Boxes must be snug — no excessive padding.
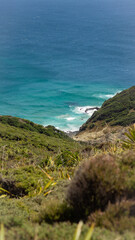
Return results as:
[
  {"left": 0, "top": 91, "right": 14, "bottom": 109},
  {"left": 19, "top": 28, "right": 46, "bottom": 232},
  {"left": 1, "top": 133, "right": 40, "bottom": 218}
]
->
[
  {"left": 94, "top": 90, "right": 121, "bottom": 100},
  {"left": 98, "top": 94, "right": 115, "bottom": 99},
  {"left": 56, "top": 114, "right": 76, "bottom": 121},
  {"left": 72, "top": 106, "right": 99, "bottom": 116},
  {"left": 62, "top": 124, "right": 80, "bottom": 132},
  {"left": 66, "top": 117, "right": 76, "bottom": 121},
  {"left": 56, "top": 114, "right": 69, "bottom": 119},
  {"left": 49, "top": 124, "right": 79, "bottom": 132}
]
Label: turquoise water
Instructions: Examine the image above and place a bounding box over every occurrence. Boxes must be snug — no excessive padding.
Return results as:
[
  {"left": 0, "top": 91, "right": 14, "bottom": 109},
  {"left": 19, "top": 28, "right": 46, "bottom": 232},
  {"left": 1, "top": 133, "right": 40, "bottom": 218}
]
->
[{"left": 0, "top": 0, "right": 135, "bottom": 131}]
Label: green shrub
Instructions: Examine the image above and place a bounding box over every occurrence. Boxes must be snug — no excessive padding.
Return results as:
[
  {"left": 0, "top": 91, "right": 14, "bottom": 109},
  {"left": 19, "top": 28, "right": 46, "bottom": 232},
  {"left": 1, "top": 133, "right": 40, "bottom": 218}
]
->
[
  {"left": 67, "top": 154, "right": 125, "bottom": 219},
  {"left": 37, "top": 200, "right": 75, "bottom": 224}
]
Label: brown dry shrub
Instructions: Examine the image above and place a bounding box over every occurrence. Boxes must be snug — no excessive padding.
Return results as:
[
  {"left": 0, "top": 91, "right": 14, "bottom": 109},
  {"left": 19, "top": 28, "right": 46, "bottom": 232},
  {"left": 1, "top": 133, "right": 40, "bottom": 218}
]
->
[
  {"left": 66, "top": 154, "right": 125, "bottom": 219},
  {"left": 119, "top": 150, "right": 135, "bottom": 169},
  {"left": 88, "top": 199, "right": 135, "bottom": 232},
  {"left": 118, "top": 150, "right": 135, "bottom": 199}
]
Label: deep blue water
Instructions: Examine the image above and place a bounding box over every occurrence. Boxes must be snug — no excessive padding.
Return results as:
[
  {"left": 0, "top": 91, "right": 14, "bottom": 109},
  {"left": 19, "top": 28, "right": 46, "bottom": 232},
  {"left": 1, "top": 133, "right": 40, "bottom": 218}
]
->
[{"left": 0, "top": 0, "right": 135, "bottom": 131}]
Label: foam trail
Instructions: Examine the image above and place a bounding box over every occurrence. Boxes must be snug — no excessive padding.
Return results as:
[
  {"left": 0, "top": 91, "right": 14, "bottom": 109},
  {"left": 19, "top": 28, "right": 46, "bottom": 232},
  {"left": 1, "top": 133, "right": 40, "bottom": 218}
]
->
[
  {"left": 93, "top": 90, "right": 121, "bottom": 100},
  {"left": 66, "top": 117, "right": 76, "bottom": 121},
  {"left": 63, "top": 124, "right": 80, "bottom": 132},
  {"left": 56, "top": 114, "right": 76, "bottom": 121}
]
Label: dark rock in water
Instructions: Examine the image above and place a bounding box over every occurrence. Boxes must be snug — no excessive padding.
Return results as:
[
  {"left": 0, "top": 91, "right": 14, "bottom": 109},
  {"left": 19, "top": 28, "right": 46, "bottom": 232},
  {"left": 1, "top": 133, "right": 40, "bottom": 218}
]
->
[{"left": 85, "top": 107, "right": 100, "bottom": 113}]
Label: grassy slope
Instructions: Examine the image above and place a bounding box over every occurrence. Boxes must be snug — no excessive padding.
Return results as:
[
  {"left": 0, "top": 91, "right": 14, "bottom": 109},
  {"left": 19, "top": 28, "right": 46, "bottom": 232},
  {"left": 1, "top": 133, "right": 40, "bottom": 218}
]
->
[
  {"left": 0, "top": 116, "right": 135, "bottom": 239},
  {"left": 0, "top": 116, "right": 80, "bottom": 168},
  {"left": 0, "top": 115, "right": 73, "bottom": 139},
  {"left": 0, "top": 116, "right": 81, "bottom": 197},
  {"left": 80, "top": 86, "right": 135, "bottom": 131}
]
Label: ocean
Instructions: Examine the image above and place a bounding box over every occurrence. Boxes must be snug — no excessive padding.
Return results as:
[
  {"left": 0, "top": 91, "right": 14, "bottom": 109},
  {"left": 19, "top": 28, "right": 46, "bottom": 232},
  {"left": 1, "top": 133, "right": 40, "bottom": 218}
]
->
[{"left": 0, "top": 0, "right": 135, "bottom": 131}]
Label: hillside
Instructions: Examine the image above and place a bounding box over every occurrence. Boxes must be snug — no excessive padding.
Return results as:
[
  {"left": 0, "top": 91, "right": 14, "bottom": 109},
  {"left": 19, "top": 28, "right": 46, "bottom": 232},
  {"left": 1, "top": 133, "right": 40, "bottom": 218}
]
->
[
  {"left": 0, "top": 116, "right": 81, "bottom": 169},
  {"left": 74, "top": 86, "right": 135, "bottom": 144},
  {"left": 0, "top": 115, "right": 71, "bottom": 140},
  {"left": 0, "top": 109, "right": 135, "bottom": 239},
  {"left": 80, "top": 86, "right": 135, "bottom": 131}
]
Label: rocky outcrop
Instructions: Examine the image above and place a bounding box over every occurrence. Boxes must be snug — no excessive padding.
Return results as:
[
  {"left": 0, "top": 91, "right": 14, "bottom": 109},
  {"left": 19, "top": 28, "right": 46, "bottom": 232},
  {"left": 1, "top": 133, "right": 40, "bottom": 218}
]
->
[
  {"left": 74, "top": 125, "right": 128, "bottom": 146},
  {"left": 85, "top": 107, "right": 100, "bottom": 113}
]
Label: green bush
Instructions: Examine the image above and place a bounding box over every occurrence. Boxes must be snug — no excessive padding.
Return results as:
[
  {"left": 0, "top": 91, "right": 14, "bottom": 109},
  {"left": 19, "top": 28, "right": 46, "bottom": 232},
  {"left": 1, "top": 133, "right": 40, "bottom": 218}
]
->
[{"left": 37, "top": 200, "right": 75, "bottom": 224}]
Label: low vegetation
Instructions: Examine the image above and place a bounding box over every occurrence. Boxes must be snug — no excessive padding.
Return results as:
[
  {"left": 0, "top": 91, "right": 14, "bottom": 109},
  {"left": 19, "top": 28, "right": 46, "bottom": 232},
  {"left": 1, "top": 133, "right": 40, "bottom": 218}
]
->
[
  {"left": 123, "top": 124, "right": 135, "bottom": 149},
  {"left": 0, "top": 113, "right": 135, "bottom": 239},
  {"left": 80, "top": 86, "right": 135, "bottom": 131},
  {"left": 66, "top": 155, "right": 125, "bottom": 219},
  {"left": 88, "top": 200, "right": 135, "bottom": 232}
]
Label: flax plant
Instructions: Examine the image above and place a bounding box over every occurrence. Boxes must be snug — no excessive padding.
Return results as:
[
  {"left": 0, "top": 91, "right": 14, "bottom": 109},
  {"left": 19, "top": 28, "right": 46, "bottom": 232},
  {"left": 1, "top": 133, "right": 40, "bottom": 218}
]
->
[
  {"left": 73, "top": 221, "right": 95, "bottom": 240},
  {"left": 0, "top": 224, "right": 5, "bottom": 240},
  {"left": 123, "top": 124, "right": 135, "bottom": 149}
]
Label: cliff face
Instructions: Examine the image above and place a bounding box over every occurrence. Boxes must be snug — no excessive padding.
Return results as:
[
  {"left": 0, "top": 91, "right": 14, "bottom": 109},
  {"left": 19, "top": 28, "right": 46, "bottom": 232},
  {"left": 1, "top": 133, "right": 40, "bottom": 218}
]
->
[{"left": 74, "top": 86, "right": 135, "bottom": 144}]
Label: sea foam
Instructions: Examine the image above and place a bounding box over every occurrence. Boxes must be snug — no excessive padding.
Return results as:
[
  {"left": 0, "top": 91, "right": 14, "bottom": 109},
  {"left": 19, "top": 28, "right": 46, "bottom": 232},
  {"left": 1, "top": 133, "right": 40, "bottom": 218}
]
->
[
  {"left": 93, "top": 91, "right": 121, "bottom": 100},
  {"left": 72, "top": 106, "right": 99, "bottom": 116},
  {"left": 56, "top": 114, "right": 76, "bottom": 121}
]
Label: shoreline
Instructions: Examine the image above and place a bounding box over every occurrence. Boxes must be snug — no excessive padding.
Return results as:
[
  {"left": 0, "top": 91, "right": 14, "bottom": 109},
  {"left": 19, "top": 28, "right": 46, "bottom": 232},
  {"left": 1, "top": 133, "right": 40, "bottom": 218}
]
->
[
  {"left": 55, "top": 106, "right": 100, "bottom": 134},
  {"left": 65, "top": 130, "right": 79, "bottom": 137}
]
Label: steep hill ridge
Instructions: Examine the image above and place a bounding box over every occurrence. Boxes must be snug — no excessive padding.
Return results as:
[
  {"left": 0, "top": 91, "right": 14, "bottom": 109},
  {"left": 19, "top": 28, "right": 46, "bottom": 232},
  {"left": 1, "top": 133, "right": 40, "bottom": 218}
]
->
[
  {"left": 74, "top": 86, "right": 135, "bottom": 144},
  {"left": 80, "top": 86, "right": 135, "bottom": 131},
  {"left": 0, "top": 115, "right": 70, "bottom": 140}
]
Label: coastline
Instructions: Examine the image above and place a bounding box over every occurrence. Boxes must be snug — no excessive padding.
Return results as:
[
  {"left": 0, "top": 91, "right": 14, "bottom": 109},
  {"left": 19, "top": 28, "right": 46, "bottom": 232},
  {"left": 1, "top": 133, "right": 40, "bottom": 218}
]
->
[{"left": 53, "top": 106, "right": 100, "bottom": 133}]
